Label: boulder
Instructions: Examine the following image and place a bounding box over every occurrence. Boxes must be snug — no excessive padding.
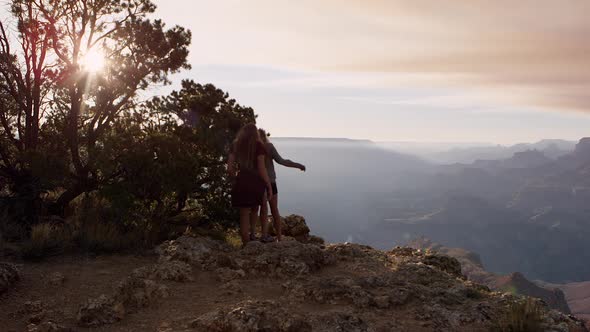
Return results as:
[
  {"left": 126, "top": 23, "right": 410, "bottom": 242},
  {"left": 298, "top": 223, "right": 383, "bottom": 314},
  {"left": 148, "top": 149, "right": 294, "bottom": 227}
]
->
[
  {"left": 77, "top": 295, "right": 125, "bottom": 327},
  {"left": 388, "top": 247, "right": 464, "bottom": 279},
  {"left": 156, "top": 236, "right": 232, "bottom": 267},
  {"left": 422, "top": 253, "right": 463, "bottom": 278},
  {"left": 234, "top": 240, "right": 335, "bottom": 277},
  {"left": 282, "top": 215, "right": 310, "bottom": 238},
  {"left": 191, "top": 300, "right": 311, "bottom": 332},
  {"left": 0, "top": 262, "right": 20, "bottom": 294},
  {"left": 269, "top": 214, "right": 312, "bottom": 240},
  {"left": 77, "top": 276, "right": 168, "bottom": 327},
  {"left": 113, "top": 276, "right": 169, "bottom": 309}
]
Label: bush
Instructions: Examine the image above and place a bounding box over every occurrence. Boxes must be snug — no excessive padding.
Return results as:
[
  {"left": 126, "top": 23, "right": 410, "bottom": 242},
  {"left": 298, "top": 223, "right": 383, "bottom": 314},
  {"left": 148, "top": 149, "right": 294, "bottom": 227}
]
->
[
  {"left": 70, "top": 195, "right": 153, "bottom": 253},
  {"left": 493, "top": 298, "right": 545, "bottom": 332}
]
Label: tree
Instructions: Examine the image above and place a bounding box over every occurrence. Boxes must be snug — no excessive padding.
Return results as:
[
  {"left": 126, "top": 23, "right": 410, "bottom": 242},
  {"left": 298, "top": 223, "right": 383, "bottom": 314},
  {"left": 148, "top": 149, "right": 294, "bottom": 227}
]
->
[
  {"left": 0, "top": 0, "right": 192, "bottom": 218},
  {"left": 94, "top": 80, "right": 256, "bottom": 228},
  {"left": 0, "top": 1, "right": 57, "bottom": 224}
]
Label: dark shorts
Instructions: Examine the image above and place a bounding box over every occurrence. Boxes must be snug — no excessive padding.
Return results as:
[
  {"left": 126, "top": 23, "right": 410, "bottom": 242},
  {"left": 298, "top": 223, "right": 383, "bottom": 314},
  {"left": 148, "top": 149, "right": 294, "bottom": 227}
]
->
[{"left": 231, "top": 171, "right": 265, "bottom": 208}]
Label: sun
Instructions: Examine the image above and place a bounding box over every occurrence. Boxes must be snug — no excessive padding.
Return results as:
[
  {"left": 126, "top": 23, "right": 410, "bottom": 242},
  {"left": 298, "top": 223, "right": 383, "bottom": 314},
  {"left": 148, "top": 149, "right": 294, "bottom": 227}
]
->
[{"left": 80, "top": 48, "right": 106, "bottom": 73}]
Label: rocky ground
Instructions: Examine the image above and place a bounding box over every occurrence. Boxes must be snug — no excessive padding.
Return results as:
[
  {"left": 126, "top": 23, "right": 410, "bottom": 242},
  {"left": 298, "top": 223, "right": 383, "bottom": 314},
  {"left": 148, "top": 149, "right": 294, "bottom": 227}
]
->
[
  {"left": 1, "top": 215, "right": 588, "bottom": 332},
  {"left": 409, "top": 237, "right": 590, "bottom": 329}
]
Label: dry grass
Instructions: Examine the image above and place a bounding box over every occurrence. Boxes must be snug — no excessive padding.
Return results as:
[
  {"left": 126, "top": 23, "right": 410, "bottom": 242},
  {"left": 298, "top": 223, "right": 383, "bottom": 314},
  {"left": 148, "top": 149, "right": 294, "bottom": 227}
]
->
[
  {"left": 22, "top": 223, "right": 73, "bottom": 259},
  {"left": 492, "top": 298, "right": 545, "bottom": 332},
  {"left": 223, "top": 229, "right": 243, "bottom": 249}
]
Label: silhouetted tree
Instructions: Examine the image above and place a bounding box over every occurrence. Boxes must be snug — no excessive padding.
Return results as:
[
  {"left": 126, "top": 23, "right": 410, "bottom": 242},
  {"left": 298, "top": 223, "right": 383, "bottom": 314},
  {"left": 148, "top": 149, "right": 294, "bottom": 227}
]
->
[
  {"left": 1, "top": 0, "right": 191, "bottom": 219},
  {"left": 0, "top": 1, "right": 58, "bottom": 224}
]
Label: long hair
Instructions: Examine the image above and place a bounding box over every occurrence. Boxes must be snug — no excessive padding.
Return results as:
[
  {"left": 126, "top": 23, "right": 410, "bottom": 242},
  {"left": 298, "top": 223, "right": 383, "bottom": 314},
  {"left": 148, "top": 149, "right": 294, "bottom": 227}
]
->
[{"left": 233, "top": 123, "right": 259, "bottom": 171}]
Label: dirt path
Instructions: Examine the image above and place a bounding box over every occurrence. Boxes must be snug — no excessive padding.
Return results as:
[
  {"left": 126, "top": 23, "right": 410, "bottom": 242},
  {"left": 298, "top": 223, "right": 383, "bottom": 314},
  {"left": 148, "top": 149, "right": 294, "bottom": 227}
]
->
[
  {"left": 0, "top": 255, "right": 155, "bottom": 332},
  {"left": 0, "top": 255, "right": 316, "bottom": 332}
]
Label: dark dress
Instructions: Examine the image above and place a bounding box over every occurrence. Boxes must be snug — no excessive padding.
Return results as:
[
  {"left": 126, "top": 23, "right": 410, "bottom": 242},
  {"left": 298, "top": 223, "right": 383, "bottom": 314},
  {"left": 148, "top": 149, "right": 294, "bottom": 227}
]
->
[{"left": 231, "top": 142, "right": 267, "bottom": 208}]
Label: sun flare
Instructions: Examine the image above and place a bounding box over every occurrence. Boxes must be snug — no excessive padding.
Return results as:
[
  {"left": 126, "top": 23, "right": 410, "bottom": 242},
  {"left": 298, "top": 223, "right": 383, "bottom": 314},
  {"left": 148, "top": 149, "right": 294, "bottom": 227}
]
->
[{"left": 81, "top": 48, "right": 106, "bottom": 73}]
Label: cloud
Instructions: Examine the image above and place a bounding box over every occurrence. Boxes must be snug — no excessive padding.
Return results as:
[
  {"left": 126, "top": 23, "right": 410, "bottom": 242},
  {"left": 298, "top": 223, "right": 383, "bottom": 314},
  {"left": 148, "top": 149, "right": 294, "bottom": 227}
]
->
[{"left": 157, "top": 0, "right": 590, "bottom": 113}]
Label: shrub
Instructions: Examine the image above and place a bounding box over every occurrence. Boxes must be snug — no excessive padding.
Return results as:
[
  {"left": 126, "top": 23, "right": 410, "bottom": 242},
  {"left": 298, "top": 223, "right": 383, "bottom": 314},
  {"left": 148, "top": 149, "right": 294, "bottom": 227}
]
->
[
  {"left": 493, "top": 298, "right": 545, "bottom": 332},
  {"left": 70, "top": 195, "right": 150, "bottom": 253}
]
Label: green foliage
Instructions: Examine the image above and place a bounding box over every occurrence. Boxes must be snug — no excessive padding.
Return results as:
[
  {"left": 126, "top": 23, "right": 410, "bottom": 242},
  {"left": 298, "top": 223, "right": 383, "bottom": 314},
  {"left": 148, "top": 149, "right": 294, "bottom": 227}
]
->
[
  {"left": 492, "top": 298, "right": 545, "bottom": 332},
  {"left": 92, "top": 80, "right": 254, "bottom": 226}
]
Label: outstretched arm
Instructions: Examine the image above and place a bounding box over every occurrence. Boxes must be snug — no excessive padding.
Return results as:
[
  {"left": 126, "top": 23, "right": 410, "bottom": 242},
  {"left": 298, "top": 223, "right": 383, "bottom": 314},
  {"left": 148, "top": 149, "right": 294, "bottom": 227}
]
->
[{"left": 269, "top": 143, "right": 306, "bottom": 171}]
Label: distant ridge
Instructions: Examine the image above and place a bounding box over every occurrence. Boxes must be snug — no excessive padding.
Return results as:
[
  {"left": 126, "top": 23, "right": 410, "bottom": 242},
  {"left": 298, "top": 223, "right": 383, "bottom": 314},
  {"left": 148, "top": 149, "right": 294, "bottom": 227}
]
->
[{"left": 272, "top": 137, "right": 374, "bottom": 144}]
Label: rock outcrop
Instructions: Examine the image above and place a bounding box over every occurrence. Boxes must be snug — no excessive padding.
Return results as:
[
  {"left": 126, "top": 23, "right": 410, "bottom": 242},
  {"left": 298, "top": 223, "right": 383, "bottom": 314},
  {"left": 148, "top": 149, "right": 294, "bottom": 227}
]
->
[
  {"left": 409, "top": 238, "right": 574, "bottom": 315},
  {"left": 188, "top": 239, "right": 587, "bottom": 332},
  {"left": 269, "top": 214, "right": 324, "bottom": 244},
  {"left": 69, "top": 215, "right": 588, "bottom": 331}
]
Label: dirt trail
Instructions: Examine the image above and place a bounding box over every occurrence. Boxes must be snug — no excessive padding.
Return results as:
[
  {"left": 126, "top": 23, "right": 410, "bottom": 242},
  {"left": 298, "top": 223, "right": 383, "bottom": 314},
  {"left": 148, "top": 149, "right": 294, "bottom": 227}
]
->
[{"left": 0, "top": 255, "right": 154, "bottom": 331}]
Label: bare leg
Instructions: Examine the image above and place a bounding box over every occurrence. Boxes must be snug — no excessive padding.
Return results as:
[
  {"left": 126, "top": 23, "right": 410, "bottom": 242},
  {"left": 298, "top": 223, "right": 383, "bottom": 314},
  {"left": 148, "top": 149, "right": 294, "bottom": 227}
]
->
[
  {"left": 249, "top": 206, "right": 259, "bottom": 238},
  {"left": 239, "top": 208, "right": 251, "bottom": 245},
  {"left": 269, "top": 194, "right": 282, "bottom": 241},
  {"left": 260, "top": 191, "right": 270, "bottom": 236}
]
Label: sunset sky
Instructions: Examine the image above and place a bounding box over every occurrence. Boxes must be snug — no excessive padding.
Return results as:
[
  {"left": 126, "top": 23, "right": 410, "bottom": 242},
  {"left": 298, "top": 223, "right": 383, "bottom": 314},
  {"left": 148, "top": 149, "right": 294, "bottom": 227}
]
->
[{"left": 154, "top": 0, "right": 590, "bottom": 144}]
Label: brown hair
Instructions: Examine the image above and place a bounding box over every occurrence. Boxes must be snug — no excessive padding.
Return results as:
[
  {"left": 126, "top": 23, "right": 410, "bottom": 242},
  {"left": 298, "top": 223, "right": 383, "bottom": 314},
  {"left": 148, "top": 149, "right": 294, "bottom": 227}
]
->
[{"left": 233, "top": 123, "right": 260, "bottom": 171}]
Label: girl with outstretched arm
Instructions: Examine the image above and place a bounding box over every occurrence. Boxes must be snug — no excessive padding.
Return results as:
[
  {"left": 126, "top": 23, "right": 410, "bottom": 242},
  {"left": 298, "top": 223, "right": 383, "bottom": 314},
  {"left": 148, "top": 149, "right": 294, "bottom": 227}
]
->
[{"left": 257, "top": 128, "right": 306, "bottom": 242}]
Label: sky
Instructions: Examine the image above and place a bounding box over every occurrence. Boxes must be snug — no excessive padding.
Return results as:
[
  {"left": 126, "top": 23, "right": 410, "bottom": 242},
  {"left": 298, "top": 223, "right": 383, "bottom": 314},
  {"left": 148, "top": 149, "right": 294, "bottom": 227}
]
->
[{"left": 153, "top": 0, "right": 590, "bottom": 144}]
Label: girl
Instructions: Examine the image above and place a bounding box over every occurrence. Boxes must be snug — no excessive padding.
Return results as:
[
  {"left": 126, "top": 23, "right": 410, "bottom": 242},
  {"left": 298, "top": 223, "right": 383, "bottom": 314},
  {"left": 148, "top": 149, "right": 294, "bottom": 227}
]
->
[
  {"left": 227, "top": 123, "right": 273, "bottom": 245},
  {"left": 257, "top": 128, "right": 306, "bottom": 242}
]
